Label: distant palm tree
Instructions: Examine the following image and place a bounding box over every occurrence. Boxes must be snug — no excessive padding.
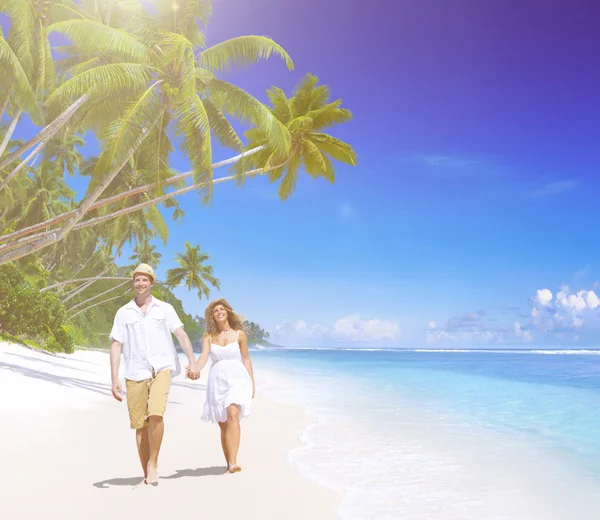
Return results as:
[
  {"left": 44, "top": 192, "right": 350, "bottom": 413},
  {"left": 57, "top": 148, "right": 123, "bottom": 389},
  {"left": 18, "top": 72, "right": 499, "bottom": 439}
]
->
[
  {"left": 129, "top": 239, "right": 162, "bottom": 268},
  {"left": 166, "top": 242, "right": 219, "bottom": 299},
  {"left": 42, "top": 126, "right": 85, "bottom": 176},
  {"left": 20, "top": 167, "right": 75, "bottom": 227}
]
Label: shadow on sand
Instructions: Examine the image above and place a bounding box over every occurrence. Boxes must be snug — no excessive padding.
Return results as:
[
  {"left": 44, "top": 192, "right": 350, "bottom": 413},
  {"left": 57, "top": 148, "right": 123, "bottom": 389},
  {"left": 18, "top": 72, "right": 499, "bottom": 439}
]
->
[
  {"left": 93, "top": 476, "right": 146, "bottom": 488},
  {"left": 0, "top": 361, "right": 111, "bottom": 396},
  {"left": 162, "top": 466, "right": 228, "bottom": 479},
  {"left": 93, "top": 466, "right": 227, "bottom": 488}
]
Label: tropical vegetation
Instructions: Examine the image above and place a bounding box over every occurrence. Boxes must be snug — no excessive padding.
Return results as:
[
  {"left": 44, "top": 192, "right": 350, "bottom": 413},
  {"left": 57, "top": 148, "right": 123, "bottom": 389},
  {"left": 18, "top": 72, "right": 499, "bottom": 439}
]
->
[{"left": 0, "top": 0, "right": 356, "bottom": 352}]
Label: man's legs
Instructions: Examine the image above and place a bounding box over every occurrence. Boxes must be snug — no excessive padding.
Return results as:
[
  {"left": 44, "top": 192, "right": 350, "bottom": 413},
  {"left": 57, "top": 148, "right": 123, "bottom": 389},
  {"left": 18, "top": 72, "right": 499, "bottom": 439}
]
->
[
  {"left": 145, "top": 369, "right": 171, "bottom": 484},
  {"left": 146, "top": 416, "right": 164, "bottom": 484},
  {"left": 136, "top": 426, "right": 150, "bottom": 479},
  {"left": 126, "top": 378, "right": 151, "bottom": 481}
]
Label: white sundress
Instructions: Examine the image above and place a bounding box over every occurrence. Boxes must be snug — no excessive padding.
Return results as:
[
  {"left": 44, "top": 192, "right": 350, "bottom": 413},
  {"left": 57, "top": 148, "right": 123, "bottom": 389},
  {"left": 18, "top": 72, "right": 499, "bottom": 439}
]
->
[{"left": 201, "top": 331, "right": 253, "bottom": 423}]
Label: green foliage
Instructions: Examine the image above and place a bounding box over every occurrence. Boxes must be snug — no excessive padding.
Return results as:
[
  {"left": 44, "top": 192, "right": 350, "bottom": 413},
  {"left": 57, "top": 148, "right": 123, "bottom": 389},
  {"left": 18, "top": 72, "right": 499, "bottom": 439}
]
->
[
  {"left": 166, "top": 242, "right": 219, "bottom": 300},
  {"left": 0, "top": 1, "right": 353, "bottom": 354},
  {"left": 152, "top": 283, "right": 202, "bottom": 342},
  {"left": 0, "top": 263, "right": 74, "bottom": 353},
  {"left": 242, "top": 320, "right": 270, "bottom": 345},
  {"left": 234, "top": 74, "right": 357, "bottom": 200}
]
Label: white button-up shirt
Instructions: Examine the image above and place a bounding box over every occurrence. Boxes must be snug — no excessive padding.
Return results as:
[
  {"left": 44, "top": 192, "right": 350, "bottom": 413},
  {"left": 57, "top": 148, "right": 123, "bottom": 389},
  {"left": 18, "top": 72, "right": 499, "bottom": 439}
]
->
[{"left": 109, "top": 297, "right": 183, "bottom": 382}]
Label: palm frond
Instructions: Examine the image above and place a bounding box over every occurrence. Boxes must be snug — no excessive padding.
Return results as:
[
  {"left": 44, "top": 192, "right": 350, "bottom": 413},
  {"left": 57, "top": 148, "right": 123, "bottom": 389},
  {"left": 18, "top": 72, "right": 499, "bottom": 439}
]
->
[
  {"left": 47, "top": 20, "right": 152, "bottom": 63},
  {"left": 202, "top": 98, "right": 243, "bottom": 151},
  {"left": 4, "top": 0, "right": 37, "bottom": 80},
  {"left": 310, "top": 133, "right": 357, "bottom": 166},
  {"left": 172, "top": 91, "right": 212, "bottom": 202},
  {"left": 88, "top": 83, "right": 164, "bottom": 191},
  {"left": 135, "top": 112, "right": 174, "bottom": 196},
  {"left": 302, "top": 140, "right": 328, "bottom": 178},
  {"left": 199, "top": 35, "right": 294, "bottom": 74},
  {"left": 291, "top": 73, "right": 319, "bottom": 117},
  {"left": 0, "top": 33, "right": 42, "bottom": 122},
  {"left": 142, "top": 201, "right": 169, "bottom": 244},
  {"left": 307, "top": 100, "right": 353, "bottom": 131},
  {"left": 208, "top": 78, "right": 290, "bottom": 160},
  {"left": 46, "top": 63, "right": 154, "bottom": 110},
  {"left": 277, "top": 153, "right": 302, "bottom": 200},
  {"left": 266, "top": 86, "right": 293, "bottom": 124}
]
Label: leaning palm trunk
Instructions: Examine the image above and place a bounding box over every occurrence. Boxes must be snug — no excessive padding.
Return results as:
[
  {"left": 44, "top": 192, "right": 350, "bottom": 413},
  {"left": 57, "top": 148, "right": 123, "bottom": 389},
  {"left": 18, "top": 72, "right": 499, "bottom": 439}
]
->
[
  {"left": 0, "top": 131, "right": 55, "bottom": 192},
  {"left": 0, "top": 109, "right": 23, "bottom": 158},
  {"left": 0, "top": 88, "right": 12, "bottom": 121},
  {"left": 60, "top": 269, "right": 110, "bottom": 302},
  {"left": 0, "top": 95, "right": 88, "bottom": 180},
  {"left": 72, "top": 161, "right": 287, "bottom": 231},
  {"left": 0, "top": 154, "right": 278, "bottom": 256},
  {"left": 41, "top": 275, "right": 129, "bottom": 293},
  {"left": 0, "top": 110, "right": 162, "bottom": 264},
  {"left": 66, "top": 280, "right": 130, "bottom": 313},
  {"left": 69, "top": 289, "right": 131, "bottom": 320},
  {"left": 0, "top": 146, "right": 265, "bottom": 246}
]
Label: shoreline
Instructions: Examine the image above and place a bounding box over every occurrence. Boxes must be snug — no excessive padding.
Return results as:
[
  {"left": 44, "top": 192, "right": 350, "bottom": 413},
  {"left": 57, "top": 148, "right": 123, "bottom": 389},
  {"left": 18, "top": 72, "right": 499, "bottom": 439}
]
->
[
  {"left": 0, "top": 341, "right": 341, "bottom": 519},
  {"left": 253, "top": 351, "right": 600, "bottom": 520}
]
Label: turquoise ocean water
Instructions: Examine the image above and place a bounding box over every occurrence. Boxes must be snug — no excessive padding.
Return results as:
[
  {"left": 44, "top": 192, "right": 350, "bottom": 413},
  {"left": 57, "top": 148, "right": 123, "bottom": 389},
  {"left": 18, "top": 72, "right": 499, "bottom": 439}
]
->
[{"left": 250, "top": 348, "right": 600, "bottom": 520}]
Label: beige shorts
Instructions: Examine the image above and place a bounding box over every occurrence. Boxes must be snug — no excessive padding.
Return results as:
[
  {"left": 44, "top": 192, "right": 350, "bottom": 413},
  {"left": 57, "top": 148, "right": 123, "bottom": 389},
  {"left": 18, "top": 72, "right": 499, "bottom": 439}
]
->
[{"left": 125, "top": 369, "right": 171, "bottom": 430}]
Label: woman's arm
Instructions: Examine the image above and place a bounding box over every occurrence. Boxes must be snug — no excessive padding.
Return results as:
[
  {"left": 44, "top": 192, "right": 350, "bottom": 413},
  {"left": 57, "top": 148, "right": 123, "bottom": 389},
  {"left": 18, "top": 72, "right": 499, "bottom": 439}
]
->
[
  {"left": 195, "top": 333, "right": 211, "bottom": 371},
  {"left": 238, "top": 330, "right": 255, "bottom": 398}
]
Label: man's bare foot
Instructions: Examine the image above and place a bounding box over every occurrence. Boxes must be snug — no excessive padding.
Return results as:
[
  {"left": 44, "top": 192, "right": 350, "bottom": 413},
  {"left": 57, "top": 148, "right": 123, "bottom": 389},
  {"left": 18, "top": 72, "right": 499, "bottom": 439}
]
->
[{"left": 146, "top": 463, "right": 159, "bottom": 485}]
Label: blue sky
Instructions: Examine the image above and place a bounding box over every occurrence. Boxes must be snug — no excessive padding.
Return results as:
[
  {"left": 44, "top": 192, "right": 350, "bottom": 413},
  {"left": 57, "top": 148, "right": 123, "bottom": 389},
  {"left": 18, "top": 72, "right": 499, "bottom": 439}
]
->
[{"left": 8, "top": 1, "right": 600, "bottom": 347}]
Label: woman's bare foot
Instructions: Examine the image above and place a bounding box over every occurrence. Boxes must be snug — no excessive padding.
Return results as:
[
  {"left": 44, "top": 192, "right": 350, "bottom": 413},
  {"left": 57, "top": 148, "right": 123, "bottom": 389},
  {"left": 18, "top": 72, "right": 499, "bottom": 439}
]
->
[
  {"left": 133, "top": 478, "right": 147, "bottom": 489},
  {"left": 146, "top": 463, "right": 159, "bottom": 485},
  {"left": 228, "top": 465, "right": 242, "bottom": 473}
]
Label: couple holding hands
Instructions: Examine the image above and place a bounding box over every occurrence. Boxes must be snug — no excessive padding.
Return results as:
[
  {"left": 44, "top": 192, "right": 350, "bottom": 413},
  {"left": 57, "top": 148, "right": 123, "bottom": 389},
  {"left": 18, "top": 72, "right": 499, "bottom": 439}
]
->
[{"left": 109, "top": 263, "right": 255, "bottom": 485}]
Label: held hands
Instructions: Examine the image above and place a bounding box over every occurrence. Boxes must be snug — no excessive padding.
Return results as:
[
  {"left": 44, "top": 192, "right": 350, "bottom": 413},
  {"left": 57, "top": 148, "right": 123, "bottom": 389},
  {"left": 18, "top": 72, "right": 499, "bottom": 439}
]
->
[{"left": 186, "top": 361, "right": 201, "bottom": 381}]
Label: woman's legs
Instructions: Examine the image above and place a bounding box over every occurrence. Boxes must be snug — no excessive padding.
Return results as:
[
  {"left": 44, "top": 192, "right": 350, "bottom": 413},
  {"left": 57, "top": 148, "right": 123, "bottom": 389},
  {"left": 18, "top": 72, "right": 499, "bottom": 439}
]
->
[
  {"left": 225, "top": 404, "right": 241, "bottom": 472},
  {"left": 218, "top": 421, "right": 229, "bottom": 470}
]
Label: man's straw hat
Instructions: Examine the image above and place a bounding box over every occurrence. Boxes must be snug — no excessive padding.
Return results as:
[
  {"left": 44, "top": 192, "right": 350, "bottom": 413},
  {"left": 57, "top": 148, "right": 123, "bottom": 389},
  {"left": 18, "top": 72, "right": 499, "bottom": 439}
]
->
[{"left": 131, "top": 263, "right": 156, "bottom": 282}]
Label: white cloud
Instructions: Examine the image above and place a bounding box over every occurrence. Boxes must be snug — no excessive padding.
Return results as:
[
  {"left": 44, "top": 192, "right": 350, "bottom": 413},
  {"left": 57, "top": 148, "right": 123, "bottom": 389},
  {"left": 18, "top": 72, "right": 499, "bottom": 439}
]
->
[
  {"left": 330, "top": 314, "right": 399, "bottom": 341},
  {"left": 426, "top": 285, "right": 600, "bottom": 347},
  {"left": 425, "top": 310, "right": 534, "bottom": 345},
  {"left": 271, "top": 314, "right": 400, "bottom": 345},
  {"left": 534, "top": 288, "right": 553, "bottom": 307},
  {"left": 529, "top": 287, "right": 600, "bottom": 332},
  {"left": 513, "top": 322, "right": 533, "bottom": 342}
]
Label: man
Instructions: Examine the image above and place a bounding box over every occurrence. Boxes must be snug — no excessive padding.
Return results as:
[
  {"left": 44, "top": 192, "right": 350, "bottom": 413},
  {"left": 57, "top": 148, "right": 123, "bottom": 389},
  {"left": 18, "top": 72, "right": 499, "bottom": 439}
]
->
[{"left": 109, "top": 263, "right": 200, "bottom": 486}]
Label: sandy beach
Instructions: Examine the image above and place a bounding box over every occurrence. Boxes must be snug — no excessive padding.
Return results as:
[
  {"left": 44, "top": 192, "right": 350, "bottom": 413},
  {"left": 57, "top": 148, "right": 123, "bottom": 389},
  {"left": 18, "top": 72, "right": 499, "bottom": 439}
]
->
[{"left": 0, "top": 341, "right": 341, "bottom": 520}]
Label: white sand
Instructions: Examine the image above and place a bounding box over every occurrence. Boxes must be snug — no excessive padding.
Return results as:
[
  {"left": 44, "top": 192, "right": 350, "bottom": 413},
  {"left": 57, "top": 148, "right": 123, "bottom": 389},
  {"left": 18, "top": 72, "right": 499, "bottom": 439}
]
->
[{"left": 0, "top": 341, "right": 341, "bottom": 519}]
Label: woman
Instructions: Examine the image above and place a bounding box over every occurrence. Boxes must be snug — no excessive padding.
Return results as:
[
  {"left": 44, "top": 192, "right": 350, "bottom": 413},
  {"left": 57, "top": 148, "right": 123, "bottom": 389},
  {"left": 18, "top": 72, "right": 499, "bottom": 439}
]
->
[{"left": 194, "top": 298, "right": 255, "bottom": 473}]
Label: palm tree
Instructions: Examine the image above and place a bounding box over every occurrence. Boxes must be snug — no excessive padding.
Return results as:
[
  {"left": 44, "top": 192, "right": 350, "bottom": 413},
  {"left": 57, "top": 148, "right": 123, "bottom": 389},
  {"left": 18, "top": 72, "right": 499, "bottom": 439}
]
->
[
  {"left": 233, "top": 73, "right": 357, "bottom": 199},
  {"left": 0, "top": 0, "right": 295, "bottom": 263},
  {"left": 18, "top": 166, "right": 75, "bottom": 227},
  {"left": 41, "top": 126, "right": 85, "bottom": 176},
  {"left": 31, "top": 75, "right": 357, "bottom": 232},
  {"left": 166, "top": 242, "right": 219, "bottom": 300},
  {"left": 129, "top": 239, "right": 162, "bottom": 268}
]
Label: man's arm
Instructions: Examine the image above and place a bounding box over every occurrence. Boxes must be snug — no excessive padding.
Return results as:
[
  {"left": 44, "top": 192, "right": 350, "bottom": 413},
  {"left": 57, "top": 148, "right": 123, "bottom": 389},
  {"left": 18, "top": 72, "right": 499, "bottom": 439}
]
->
[
  {"left": 173, "top": 326, "right": 199, "bottom": 378},
  {"left": 110, "top": 340, "right": 124, "bottom": 402}
]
